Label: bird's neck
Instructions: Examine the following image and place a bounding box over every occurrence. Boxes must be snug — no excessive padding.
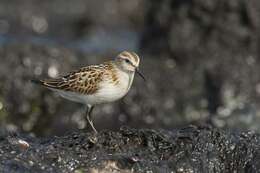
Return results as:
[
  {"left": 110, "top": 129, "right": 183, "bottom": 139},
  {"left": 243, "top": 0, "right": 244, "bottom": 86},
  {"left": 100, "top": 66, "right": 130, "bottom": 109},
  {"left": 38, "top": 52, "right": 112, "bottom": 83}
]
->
[{"left": 113, "top": 62, "right": 135, "bottom": 91}]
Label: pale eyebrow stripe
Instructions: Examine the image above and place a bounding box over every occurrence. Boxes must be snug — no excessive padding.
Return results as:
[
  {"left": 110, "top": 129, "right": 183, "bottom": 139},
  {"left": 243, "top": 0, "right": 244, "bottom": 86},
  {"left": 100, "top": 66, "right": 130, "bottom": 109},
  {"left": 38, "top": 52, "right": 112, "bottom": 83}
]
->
[
  {"left": 122, "top": 52, "right": 139, "bottom": 63},
  {"left": 131, "top": 52, "right": 139, "bottom": 63},
  {"left": 118, "top": 51, "right": 139, "bottom": 67},
  {"left": 120, "top": 56, "right": 136, "bottom": 67}
]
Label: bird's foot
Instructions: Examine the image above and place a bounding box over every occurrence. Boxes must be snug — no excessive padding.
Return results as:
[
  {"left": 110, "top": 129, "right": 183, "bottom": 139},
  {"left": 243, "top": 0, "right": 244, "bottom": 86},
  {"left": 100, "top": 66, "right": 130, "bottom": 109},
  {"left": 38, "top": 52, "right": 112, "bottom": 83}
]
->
[{"left": 88, "top": 133, "right": 98, "bottom": 144}]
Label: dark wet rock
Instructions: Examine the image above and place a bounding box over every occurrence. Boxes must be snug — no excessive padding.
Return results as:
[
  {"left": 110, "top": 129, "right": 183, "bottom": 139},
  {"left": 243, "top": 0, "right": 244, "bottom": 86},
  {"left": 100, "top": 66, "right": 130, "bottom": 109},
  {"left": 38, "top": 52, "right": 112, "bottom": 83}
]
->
[
  {"left": 1, "top": 126, "right": 260, "bottom": 172},
  {"left": 0, "top": 43, "right": 81, "bottom": 135},
  {"left": 0, "top": 0, "right": 144, "bottom": 45},
  {"left": 1, "top": 0, "right": 260, "bottom": 136},
  {"left": 139, "top": 0, "right": 260, "bottom": 130}
]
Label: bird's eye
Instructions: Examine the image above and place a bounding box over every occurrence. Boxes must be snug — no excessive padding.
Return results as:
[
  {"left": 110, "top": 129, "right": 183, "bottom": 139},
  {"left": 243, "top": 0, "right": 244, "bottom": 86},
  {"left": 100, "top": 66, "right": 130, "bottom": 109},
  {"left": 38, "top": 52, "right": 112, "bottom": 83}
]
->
[{"left": 125, "top": 59, "right": 131, "bottom": 63}]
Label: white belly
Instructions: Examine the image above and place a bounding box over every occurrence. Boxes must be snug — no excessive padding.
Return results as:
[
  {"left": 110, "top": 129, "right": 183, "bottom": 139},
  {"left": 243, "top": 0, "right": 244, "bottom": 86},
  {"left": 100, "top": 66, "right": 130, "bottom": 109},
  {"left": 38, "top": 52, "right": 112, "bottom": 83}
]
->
[{"left": 54, "top": 71, "right": 135, "bottom": 105}]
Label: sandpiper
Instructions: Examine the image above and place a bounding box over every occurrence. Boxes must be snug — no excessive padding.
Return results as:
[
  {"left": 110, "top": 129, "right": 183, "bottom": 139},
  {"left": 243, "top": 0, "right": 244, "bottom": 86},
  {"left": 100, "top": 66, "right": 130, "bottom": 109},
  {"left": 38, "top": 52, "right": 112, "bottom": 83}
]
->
[{"left": 32, "top": 51, "right": 145, "bottom": 133}]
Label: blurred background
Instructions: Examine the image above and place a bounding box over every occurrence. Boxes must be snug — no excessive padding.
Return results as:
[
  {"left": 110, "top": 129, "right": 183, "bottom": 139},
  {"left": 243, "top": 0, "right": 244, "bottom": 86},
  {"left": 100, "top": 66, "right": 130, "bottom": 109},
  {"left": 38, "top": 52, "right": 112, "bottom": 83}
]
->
[{"left": 0, "top": 0, "right": 260, "bottom": 136}]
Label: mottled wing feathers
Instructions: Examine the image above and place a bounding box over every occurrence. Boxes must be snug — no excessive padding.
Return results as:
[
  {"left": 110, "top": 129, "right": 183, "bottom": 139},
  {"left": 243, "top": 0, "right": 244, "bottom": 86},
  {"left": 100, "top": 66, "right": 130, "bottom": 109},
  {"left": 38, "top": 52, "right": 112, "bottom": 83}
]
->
[{"left": 36, "top": 64, "right": 111, "bottom": 95}]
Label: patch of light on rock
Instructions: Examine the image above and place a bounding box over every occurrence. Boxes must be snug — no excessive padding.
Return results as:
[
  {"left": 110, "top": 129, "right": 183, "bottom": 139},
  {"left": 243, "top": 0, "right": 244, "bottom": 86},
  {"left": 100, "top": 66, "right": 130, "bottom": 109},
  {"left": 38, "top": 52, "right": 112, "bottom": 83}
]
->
[
  {"left": 48, "top": 65, "right": 59, "bottom": 78},
  {"left": 255, "top": 83, "right": 260, "bottom": 95},
  {"left": 32, "top": 16, "right": 48, "bottom": 33},
  {"left": 0, "top": 102, "right": 3, "bottom": 110},
  {"left": 34, "top": 66, "right": 42, "bottom": 76}
]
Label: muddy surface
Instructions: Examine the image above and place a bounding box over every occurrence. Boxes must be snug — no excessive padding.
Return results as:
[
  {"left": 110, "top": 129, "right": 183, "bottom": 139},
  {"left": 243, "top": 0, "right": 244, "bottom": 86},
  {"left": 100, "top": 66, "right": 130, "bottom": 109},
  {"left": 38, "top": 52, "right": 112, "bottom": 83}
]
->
[{"left": 0, "top": 126, "right": 260, "bottom": 173}]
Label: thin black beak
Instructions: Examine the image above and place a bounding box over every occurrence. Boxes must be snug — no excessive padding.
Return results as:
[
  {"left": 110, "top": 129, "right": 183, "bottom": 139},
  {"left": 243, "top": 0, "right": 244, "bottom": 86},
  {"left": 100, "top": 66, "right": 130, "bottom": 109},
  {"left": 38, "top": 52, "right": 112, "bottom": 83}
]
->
[{"left": 136, "top": 68, "right": 146, "bottom": 81}]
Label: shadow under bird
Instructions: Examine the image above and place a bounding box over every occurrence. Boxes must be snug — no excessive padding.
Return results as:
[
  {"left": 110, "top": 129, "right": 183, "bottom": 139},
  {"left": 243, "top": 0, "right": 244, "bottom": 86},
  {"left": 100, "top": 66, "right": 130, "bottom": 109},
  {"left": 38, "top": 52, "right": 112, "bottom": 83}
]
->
[{"left": 32, "top": 51, "right": 145, "bottom": 133}]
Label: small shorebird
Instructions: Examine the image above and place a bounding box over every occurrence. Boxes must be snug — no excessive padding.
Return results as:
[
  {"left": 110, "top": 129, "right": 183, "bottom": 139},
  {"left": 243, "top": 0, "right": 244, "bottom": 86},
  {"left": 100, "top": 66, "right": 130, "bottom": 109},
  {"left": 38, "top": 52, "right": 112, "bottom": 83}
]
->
[{"left": 32, "top": 51, "right": 145, "bottom": 133}]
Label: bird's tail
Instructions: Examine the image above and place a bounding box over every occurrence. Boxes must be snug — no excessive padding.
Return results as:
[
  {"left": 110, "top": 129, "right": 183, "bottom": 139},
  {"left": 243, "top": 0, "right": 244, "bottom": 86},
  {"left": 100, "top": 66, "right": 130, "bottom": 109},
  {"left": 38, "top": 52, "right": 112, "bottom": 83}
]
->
[
  {"left": 31, "top": 78, "right": 63, "bottom": 89},
  {"left": 31, "top": 79, "right": 44, "bottom": 85}
]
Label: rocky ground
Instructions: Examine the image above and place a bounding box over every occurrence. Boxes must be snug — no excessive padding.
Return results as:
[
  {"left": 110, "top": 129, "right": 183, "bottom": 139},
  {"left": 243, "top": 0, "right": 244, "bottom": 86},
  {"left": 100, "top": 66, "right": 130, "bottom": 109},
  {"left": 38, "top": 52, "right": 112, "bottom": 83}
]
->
[
  {"left": 0, "top": 0, "right": 260, "bottom": 135},
  {"left": 1, "top": 126, "right": 260, "bottom": 173}
]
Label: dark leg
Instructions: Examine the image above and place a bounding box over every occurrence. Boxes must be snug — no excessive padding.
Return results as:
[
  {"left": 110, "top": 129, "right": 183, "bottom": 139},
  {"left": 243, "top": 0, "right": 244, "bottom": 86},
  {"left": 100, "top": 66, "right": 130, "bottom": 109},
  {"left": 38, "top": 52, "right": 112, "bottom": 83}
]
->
[{"left": 86, "top": 105, "right": 97, "bottom": 134}]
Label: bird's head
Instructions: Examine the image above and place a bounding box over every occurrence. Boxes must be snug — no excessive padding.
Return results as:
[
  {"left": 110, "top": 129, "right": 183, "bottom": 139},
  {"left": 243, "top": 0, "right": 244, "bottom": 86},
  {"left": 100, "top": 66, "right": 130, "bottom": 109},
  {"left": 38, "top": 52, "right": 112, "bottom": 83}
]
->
[{"left": 115, "top": 51, "right": 145, "bottom": 80}]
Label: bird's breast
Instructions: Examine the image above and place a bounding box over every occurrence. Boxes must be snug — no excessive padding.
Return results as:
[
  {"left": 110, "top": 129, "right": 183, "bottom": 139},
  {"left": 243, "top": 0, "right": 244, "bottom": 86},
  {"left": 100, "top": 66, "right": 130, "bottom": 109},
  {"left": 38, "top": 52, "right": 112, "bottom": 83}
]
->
[{"left": 93, "top": 71, "right": 134, "bottom": 104}]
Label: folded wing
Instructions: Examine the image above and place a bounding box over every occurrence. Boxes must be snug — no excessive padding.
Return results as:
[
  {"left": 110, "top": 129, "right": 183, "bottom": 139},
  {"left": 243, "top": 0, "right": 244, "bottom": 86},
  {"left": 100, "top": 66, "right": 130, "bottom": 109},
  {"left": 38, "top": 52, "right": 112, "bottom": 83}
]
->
[{"left": 33, "top": 65, "right": 106, "bottom": 95}]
